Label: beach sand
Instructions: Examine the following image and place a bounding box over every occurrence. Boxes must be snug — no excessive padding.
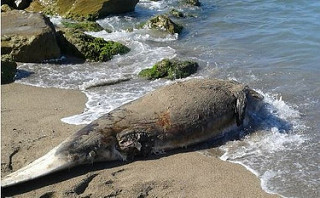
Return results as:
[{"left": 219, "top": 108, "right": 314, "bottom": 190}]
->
[{"left": 1, "top": 83, "right": 278, "bottom": 197}]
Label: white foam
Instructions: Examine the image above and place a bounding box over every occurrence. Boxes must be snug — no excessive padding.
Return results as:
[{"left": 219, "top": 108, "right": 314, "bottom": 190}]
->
[
  {"left": 263, "top": 92, "right": 300, "bottom": 120},
  {"left": 97, "top": 16, "right": 136, "bottom": 32},
  {"left": 61, "top": 79, "right": 168, "bottom": 125},
  {"left": 49, "top": 16, "right": 63, "bottom": 26},
  {"left": 138, "top": 0, "right": 169, "bottom": 11},
  {"left": 219, "top": 90, "right": 307, "bottom": 197},
  {"left": 87, "top": 28, "right": 178, "bottom": 43}
]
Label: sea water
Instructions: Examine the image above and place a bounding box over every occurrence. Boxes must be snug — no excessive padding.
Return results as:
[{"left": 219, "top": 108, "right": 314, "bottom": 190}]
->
[{"left": 15, "top": 0, "right": 320, "bottom": 197}]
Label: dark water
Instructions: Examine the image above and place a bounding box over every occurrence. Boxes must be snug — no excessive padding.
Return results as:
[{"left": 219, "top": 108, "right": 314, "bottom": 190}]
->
[{"left": 16, "top": 0, "right": 320, "bottom": 197}]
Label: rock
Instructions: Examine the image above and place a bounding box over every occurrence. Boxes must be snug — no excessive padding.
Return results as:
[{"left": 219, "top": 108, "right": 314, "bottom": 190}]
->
[
  {"left": 1, "top": 4, "right": 13, "bottom": 12},
  {"left": 1, "top": 10, "right": 61, "bottom": 63},
  {"left": 169, "top": 9, "right": 185, "bottom": 18},
  {"left": 184, "top": 0, "right": 201, "bottom": 6},
  {"left": 61, "top": 21, "right": 104, "bottom": 32},
  {"left": 145, "top": 15, "right": 183, "bottom": 34},
  {"left": 27, "top": 0, "right": 139, "bottom": 20},
  {"left": 56, "top": 28, "right": 130, "bottom": 62},
  {"left": 1, "top": 55, "right": 17, "bottom": 84},
  {"left": 139, "top": 59, "right": 198, "bottom": 80}
]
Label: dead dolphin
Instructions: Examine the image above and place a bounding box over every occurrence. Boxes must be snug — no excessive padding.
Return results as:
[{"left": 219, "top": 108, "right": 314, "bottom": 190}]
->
[{"left": 1, "top": 78, "right": 263, "bottom": 187}]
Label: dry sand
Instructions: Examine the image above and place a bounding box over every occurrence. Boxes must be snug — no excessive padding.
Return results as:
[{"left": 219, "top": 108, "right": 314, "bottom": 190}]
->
[{"left": 1, "top": 83, "right": 278, "bottom": 198}]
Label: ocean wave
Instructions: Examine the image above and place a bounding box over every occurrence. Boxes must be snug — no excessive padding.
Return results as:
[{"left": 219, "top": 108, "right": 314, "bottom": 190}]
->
[{"left": 219, "top": 90, "right": 307, "bottom": 197}]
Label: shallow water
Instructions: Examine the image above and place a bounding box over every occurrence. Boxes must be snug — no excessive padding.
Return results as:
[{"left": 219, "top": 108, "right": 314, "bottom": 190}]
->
[{"left": 15, "top": 0, "right": 320, "bottom": 197}]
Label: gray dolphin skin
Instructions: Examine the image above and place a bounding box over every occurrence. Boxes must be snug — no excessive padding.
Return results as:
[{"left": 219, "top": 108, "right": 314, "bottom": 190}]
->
[{"left": 1, "top": 79, "right": 263, "bottom": 187}]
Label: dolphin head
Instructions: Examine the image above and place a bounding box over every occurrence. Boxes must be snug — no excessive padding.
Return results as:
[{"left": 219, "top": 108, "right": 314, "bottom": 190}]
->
[{"left": 1, "top": 123, "right": 124, "bottom": 188}]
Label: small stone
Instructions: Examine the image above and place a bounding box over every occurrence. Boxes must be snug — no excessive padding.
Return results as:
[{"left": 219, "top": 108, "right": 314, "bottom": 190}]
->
[
  {"left": 145, "top": 15, "right": 183, "bottom": 34},
  {"left": 169, "top": 9, "right": 185, "bottom": 18},
  {"left": 185, "top": 0, "right": 201, "bottom": 6}
]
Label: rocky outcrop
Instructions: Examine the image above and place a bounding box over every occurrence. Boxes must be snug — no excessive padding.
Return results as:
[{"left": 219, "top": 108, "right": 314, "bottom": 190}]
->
[
  {"left": 56, "top": 28, "right": 130, "bottom": 62},
  {"left": 1, "top": 55, "right": 17, "bottom": 84},
  {"left": 139, "top": 59, "right": 198, "bottom": 80},
  {"left": 26, "top": 0, "right": 139, "bottom": 20},
  {"left": 1, "top": 10, "right": 61, "bottom": 63},
  {"left": 145, "top": 15, "right": 183, "bottom": 34}
]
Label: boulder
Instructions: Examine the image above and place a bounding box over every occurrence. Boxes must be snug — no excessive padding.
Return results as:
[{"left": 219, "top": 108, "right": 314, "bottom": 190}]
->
[
  {"left": 1, "top": 55, "right": 17, "bottom": 84},
  {"left": 139, "top": 59, "right": 198, "bottom": 80},
  {"left": 26, "top": 0, "right": 139, "bottom": 20},
  {"left": 1, "top": 10, "right": 61, "bottom": 63},
  {"left": 145, "top": 15, "right": 183, "bottom": 34},
  {"left": 56, "top": 28, "right": 130, "bottom": 61}
]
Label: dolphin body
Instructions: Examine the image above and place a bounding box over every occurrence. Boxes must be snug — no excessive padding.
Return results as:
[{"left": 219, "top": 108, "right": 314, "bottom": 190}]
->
[{"left": 1, "top": 79, "right": 263, "bottom": 187}]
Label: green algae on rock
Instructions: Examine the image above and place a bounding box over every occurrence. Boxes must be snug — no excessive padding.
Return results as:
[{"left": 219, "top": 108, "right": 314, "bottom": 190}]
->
[
  {"left": 1, "top": 55, "right": 17, "bottom": 84},
  {"left": 26, "top": 0, "right": 139, "bottom": 21},
  {"left": 61, "top": 21, "right": 104, "bottom": 32},
  {"left": 184, "top": 0, "right": 201, "bottom": 6},
  {"left": 139, "top": 59, "right": 198, "bottom": 80},
  {"left": 1, "top": 4, "right": 13, "bottom": 12},
  {"left": 169, "top": 9, "right": 185, "bottom": 18},
  {"left": 56, "top": 28, "right": 130, "bottom": 62},
  {"left": 145, "top": 15, "right": 183, "bottom": 34},
  {"left": 85, "top": 38, "right": 130, "bottom": 62}
]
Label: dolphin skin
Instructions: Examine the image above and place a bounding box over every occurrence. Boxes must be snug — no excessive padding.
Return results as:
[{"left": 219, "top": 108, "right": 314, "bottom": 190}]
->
[{"left": 1, "top": 78, "right": 263, "bottom": 187}]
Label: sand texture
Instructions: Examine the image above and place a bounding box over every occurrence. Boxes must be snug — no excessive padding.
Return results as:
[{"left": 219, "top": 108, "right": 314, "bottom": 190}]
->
[{"left": 1, "top": 83, "right": 278, "bottom": 197}]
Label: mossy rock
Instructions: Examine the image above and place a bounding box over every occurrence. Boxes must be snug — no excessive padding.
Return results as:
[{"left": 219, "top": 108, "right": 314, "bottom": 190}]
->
[
  {"left": 85, "top": 38, "right": 130, "bottom": 62},
  {"left": 61, "top": 21, "right": 104, "bottom": 32},
  {"left": 169, "top": 9, "right": 185, "bottom": 18},
  {"left": 27, "top": 0, "right": 139, "bottom": 21},
  {"left": 1, "top": 4, "right": 13, "bottom": 12},
  {"left": 184, "top": 0, "right": 201, "bottom": 6},
  {"left": 145, "top": 15, "right": 183, "bottom": 34},
  {"left": 139, "top": 59, "right": 198, "bottom": 80},
  {"left": 56, "top": 28, "right": 130, "bottom": 62},
  {"left": 1, "top": 55, "right": 17, "bottom": 84}
]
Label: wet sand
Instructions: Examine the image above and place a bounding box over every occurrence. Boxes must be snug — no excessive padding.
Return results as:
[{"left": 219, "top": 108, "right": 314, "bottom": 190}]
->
[{"left": 1, "top": 83, "right": 278, "bottom": 197}]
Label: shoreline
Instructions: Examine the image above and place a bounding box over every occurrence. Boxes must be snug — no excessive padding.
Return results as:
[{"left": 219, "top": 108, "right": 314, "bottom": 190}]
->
[
  {"left": 1, "top": 83, "right": 278, "bottom": 197},
  {"left": 222, "top": 158, "right": 282, "bottom": 197}
]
